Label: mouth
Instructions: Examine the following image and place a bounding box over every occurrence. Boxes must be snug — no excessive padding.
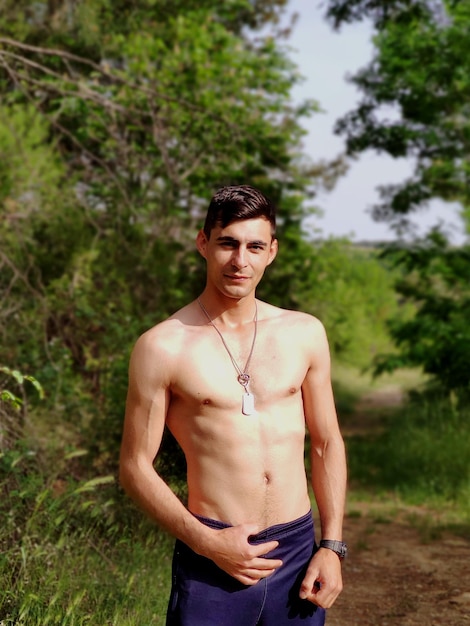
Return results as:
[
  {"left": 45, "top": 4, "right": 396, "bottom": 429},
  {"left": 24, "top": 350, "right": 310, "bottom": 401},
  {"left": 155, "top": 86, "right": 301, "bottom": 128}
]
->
[{"left": 225, "top": 274, "right": 250, "bottom": 281}]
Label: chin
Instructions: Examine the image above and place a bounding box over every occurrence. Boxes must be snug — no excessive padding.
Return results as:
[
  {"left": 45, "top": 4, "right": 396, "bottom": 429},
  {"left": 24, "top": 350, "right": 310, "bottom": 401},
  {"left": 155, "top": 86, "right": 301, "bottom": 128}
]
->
[{"left": 220, "top": 285, "right": 252, "bottom": 299}]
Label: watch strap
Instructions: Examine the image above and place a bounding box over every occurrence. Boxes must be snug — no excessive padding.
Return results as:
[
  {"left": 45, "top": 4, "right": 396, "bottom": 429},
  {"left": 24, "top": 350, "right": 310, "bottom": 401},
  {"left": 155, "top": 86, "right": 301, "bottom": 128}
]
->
[{"left": 319, "top": 539, "right": 348, "bottom": 560}]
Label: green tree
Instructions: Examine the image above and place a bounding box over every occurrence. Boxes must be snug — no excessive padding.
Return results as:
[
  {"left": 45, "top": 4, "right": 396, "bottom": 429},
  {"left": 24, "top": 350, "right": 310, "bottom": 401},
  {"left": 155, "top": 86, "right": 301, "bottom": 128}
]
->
[
  {"left": 324, "top": 0, "right": 470, "bottom": 394},
  {"left": 374, "top": 232, "right": 470, "bottom": 396},
  {"left": 1, "top": 0, "right": 346, "bottom": 466},
  {"left": 325, "top": 0, "right": 470, "bottom": 231}
]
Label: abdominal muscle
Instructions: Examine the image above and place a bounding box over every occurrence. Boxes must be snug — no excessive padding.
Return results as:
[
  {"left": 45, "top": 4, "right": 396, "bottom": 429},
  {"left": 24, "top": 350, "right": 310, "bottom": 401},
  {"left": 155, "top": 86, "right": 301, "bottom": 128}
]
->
[{"left": 167, "top": 397, "right": 312, "bottom": 529}]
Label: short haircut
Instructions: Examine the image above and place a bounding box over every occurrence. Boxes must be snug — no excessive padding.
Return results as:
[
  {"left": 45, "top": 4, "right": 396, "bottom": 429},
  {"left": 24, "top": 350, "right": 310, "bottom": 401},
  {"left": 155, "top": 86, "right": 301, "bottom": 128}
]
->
[{"left": 203, "top": 185, "right": 276, "bottom": 239}]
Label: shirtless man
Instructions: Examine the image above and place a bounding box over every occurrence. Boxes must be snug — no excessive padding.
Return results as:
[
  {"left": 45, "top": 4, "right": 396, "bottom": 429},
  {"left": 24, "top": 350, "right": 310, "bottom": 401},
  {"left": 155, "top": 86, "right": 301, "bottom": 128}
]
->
[{"left": 119, "top": 185, "right": 347, "bottom": 625}]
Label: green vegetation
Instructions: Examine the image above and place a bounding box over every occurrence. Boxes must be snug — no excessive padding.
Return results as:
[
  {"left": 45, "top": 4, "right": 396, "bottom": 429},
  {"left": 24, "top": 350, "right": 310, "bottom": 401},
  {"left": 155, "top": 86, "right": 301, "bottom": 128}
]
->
[
  {"left": 326, "top": 0, "right": 470, "bottom": 228},
  {"left": 0, "top": 453, "right": 173, "bottom": 624},
  {"left": 323, "top": 0, "right": 470, "bottom": 524},
  {"left": 351, "top": 394, "right": 470, "bottom": 507},
  {"left": 1, "top": 0, "right": 470, "bottom": 622},
  {"left": 374, "top": 232, "right": 470, "bottom": 397},
  {"left": 0, "top": 244, "right": 406, "bottom": 623},
  {"left": 324, "top": 0, "right": 470, "bottom": 396},
  {"left": 340, "top": 375, "right": 470, "bottom": 521}
]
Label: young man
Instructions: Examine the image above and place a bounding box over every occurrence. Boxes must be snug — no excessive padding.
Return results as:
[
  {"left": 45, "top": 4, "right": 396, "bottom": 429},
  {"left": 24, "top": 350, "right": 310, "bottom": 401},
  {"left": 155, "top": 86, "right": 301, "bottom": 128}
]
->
[{"left": 120, "top": 185, "right": 347, "bottom": 625}]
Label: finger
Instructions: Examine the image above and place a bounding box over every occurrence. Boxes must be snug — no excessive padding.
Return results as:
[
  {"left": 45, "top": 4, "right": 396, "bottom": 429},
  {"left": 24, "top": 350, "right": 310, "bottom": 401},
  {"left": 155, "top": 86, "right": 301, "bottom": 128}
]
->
[
  {"left": 299, "top": 567, "right": 319, "bottom": 600},
  {"left": 302, "top": 580, "right": 342, "bottom": 609},
  {"left": 250, "top": 539, "right": 279, "bottom": 556},
  {"left": 235, "top": 573, "right": 262, "bottom": 586},
  {"left": 319, "top": 579, "right": 343, "bottom": 607},
  {"left": 250, "top": 556, "right": 283, "bottom": 570},
  {"left": 236, "top": 567, "right": 278, "bottom": 585}
]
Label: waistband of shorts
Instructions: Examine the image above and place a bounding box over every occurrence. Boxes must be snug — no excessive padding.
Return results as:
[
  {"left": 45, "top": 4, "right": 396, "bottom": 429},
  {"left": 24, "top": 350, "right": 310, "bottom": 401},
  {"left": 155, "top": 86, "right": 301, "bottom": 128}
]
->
[{"left": 192, "top": 509, "right": 313, "bottom": 542}]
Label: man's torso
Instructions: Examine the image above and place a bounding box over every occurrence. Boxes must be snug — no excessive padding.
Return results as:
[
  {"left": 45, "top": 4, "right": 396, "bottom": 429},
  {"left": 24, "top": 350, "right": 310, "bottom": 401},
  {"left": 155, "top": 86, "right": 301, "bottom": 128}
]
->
[{"left": 160, "top": 302, "right": 316, "bottom": 528}]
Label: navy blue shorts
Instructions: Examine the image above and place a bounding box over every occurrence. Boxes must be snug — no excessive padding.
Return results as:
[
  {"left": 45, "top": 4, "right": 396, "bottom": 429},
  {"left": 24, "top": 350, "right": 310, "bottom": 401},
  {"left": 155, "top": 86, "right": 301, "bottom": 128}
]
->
[{"left": 166, "top": 510, "right": 326, "bottom": 625}]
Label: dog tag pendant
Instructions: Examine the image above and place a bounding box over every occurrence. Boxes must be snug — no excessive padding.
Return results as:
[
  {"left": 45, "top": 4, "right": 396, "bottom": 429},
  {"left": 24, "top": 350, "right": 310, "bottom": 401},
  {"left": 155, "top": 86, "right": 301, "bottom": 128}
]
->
[{"left": 242, "top": 392, "right": 255, "bottom": 416}]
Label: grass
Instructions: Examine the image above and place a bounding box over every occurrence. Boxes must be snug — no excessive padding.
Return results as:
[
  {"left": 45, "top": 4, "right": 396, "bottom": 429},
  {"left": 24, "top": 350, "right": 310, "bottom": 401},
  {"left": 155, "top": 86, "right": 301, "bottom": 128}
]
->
[
  {"left": 334, "top": 365, "right": 470, "bottom": 525},
  {"left": 0, "top": 454, "right": 173, "bottom": 625},
  {"left": 346, "top": 400, "right": 470, "bottom": 510},
  {"left": 1, "top": 518, "right": 173, "bottom": 624},
  {"left": 332, "top": 362, "right": 426, "bottom": 416}
]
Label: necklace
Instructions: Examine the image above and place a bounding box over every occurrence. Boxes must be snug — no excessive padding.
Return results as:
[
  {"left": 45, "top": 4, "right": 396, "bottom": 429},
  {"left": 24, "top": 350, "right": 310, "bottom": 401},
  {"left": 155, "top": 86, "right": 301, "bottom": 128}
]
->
[{"left": 197, "top": 298, "right": 257, "bottom": 416}]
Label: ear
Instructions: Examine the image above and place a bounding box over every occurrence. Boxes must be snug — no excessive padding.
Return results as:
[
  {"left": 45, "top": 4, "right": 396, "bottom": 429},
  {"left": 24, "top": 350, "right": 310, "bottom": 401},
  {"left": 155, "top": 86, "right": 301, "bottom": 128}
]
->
[
  {"left": 267, "top": 238, "right": 278, "bottom": 266},
  {"left": 196, "top": 229, "right": 208, "bottom": 259}
]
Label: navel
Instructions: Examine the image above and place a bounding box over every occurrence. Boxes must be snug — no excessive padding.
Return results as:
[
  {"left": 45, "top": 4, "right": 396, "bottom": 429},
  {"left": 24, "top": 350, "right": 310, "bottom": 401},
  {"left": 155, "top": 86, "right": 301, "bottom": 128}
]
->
[{"left": 263, "top": 472, "right": 271, "bottom": 485}]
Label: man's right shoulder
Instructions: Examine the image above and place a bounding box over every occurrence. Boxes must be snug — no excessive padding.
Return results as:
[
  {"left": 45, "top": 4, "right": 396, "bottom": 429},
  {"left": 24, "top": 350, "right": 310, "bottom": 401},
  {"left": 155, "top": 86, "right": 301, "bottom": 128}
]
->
[
  {"left": 128, "top": 316, "right": 190, "bottom": 388},
  {"left": 133, "top": 301, "right": 200, "bottom": 355},
  {"left": 134, "top": 316, "right": 187, "bottom": 356}
]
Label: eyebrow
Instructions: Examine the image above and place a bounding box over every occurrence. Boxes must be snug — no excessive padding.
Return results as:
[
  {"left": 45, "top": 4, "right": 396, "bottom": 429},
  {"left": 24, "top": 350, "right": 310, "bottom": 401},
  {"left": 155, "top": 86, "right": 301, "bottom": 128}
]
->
[{"left": 216, "top": 236, "right": 269, "bottom": 248}]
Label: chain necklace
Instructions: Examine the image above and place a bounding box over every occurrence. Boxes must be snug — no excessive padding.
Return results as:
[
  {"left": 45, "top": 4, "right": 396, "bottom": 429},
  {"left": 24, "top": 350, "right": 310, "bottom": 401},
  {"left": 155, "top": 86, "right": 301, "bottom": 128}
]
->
[{"left": 197, "top": 298, "right": 257, "bottom": 415}]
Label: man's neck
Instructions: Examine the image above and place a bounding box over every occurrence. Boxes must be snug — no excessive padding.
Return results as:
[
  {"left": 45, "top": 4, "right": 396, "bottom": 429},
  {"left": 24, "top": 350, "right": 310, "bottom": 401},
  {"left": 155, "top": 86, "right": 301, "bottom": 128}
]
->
[{"left": 197, "top": 292, "right": 257, "bottom": 329}]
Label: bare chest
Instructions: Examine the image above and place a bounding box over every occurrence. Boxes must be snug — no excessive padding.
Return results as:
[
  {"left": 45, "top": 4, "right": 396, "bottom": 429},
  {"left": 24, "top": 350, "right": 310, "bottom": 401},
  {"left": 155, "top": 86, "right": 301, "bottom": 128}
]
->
[{"left": 169, "top": 326, "right": 308, "bottom": 413}]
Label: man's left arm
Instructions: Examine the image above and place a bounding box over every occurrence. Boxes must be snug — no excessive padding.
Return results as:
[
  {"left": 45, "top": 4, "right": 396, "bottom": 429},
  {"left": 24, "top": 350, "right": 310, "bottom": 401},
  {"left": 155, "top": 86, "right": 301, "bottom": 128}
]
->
[{"left": 300, "top": 318, "right": 347, "bottom": 609}]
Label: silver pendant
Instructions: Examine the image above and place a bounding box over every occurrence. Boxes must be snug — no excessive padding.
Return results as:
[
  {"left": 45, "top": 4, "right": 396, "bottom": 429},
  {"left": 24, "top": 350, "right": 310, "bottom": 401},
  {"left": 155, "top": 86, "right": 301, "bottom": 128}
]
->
[
  {"left": 242, "top": 392, "right": 255, "bottom": 416},
  {"left": 238, "top": 373, "right": 250, "bottom": 385}
]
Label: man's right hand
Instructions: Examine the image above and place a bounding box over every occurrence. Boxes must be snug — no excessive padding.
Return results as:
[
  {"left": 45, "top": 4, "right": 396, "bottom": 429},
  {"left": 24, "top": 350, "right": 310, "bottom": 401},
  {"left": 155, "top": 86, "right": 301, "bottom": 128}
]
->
[{"left": 202, "top": 523, "right": 283, "bottom": 586}]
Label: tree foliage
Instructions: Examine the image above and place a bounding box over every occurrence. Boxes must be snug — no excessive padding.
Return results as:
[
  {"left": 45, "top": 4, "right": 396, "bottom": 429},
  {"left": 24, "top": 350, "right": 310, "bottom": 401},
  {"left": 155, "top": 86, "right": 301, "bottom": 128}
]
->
[
  {"left": 0, "top": 1, "right": 402, "bottom": 476},
  {"left": 261, "top": 237, "right": 401, "bottom": 368},
  {"left": 374, "top": 233, "right": 470, "bottom": 396},
  {"left": 325, "top": 0, "right": 470, "bottom": 230},
  {"left": 324, "top": 0, "right": 470, "bottom": 394},
  {"left": 0, "top": 0, "right": 344, "bottom": 467}
]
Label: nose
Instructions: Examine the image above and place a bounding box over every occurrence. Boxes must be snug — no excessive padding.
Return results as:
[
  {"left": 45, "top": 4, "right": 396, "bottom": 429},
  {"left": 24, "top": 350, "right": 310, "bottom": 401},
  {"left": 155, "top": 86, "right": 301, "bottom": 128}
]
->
[{"left": 231, "top": 246, "right": 248, "bottom": 269}]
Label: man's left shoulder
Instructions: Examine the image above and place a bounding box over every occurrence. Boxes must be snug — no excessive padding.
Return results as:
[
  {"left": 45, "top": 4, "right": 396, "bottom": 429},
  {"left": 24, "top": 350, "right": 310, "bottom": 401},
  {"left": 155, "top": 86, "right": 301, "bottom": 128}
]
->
[
  {"left": 278, "top": 308, "right": 326, "bottom": 333},
  {"left": 261, "top": 304, "right": 327, "bottom": 340}
]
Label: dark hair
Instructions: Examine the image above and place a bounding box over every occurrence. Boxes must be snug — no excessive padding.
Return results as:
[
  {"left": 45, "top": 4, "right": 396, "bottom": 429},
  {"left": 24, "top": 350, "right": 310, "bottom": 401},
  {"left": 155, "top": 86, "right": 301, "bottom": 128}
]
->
[{"left": 203, "top": 185, "right": 276, "bottom": 239}]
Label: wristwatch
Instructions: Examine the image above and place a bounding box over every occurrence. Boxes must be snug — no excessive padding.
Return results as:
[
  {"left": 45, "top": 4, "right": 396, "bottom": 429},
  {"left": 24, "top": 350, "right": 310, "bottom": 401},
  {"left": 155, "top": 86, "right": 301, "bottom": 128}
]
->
[{"left": 319, "top": 539, "right": 348, "bottom": 560}]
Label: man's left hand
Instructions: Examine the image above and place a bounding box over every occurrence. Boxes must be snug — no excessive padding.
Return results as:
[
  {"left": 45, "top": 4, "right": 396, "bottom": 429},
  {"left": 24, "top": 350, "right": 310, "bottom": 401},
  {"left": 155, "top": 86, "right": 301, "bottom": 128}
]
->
[{"left": 299, "top": 547, "right": 343, "bottom": 608}]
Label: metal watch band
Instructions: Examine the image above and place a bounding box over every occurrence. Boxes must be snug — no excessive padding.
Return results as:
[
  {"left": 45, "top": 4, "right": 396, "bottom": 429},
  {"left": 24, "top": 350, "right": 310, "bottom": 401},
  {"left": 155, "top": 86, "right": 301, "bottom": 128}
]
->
[{"left": 319, "top": 539, "right": 348, "bottom": 560}]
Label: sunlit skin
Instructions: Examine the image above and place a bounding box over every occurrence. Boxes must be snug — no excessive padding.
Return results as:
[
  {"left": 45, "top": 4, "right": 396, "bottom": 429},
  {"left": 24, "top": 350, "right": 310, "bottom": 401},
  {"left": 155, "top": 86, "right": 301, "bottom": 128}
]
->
[
  {"left": 119, "top": 216, "right": 346, "bottom": 609},
  {"left": 196, "top": 218, "right": 278, "bottom": 303}
]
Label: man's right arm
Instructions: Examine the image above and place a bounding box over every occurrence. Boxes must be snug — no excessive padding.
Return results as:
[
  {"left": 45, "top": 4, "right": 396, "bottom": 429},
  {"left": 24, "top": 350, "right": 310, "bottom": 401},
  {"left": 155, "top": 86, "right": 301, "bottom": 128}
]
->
[
  {"left": 119, "top": 329, "right": 200, "bottom": 541},
  {"left": 119, "top": 327, "right": 282, "bottom": 585}
]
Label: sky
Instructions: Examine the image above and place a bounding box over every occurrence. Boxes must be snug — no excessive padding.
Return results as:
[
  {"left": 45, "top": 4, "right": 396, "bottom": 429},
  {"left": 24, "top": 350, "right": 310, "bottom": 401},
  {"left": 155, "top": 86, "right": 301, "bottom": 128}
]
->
[{"left": 286, "top": 1, "right": 466, "bottom": 243}]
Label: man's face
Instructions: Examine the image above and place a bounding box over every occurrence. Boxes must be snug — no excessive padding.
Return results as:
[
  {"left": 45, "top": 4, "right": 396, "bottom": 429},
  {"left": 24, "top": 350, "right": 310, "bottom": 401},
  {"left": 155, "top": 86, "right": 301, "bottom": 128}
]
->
[{"left": 196, "top": 217, "right": 278, "bottom": 300}]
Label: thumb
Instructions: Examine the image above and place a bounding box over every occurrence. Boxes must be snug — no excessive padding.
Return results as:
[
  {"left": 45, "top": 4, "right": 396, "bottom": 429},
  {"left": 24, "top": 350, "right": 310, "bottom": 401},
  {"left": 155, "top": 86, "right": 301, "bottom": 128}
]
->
[{"left": 237, "top": 522, "right": 262, "bottom": 540}]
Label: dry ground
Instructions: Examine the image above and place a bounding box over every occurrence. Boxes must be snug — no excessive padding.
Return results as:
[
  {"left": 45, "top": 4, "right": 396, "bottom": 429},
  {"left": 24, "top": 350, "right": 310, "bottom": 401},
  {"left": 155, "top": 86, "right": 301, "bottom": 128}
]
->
[
  {"left": 327, "top": 506, "right": 470, "bottom": 625},
  {"left": 327, "top": 389, "right": 470, "bottom": 625}
]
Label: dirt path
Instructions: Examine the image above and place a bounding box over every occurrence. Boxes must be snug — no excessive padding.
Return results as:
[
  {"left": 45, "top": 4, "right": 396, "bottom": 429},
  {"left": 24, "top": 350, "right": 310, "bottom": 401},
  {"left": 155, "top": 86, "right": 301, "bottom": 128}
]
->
[{"left": 327, "top": 389, "right": 470, "bottom": 625}]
